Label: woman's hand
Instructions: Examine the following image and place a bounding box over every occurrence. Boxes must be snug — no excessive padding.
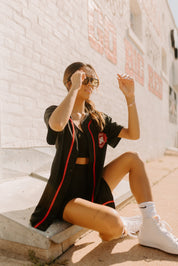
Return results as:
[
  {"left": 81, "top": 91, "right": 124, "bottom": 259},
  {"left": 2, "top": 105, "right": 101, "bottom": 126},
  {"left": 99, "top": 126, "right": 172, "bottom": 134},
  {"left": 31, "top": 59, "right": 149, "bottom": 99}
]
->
[
  {"left": 70, "top": 70, "right": 86, "bottom": 91},
  {"left": 117, "top": 73, "right": 135, "bottom": 99},
  {"left": 117, "top": 73, "right": 140, "bottom": 140}
]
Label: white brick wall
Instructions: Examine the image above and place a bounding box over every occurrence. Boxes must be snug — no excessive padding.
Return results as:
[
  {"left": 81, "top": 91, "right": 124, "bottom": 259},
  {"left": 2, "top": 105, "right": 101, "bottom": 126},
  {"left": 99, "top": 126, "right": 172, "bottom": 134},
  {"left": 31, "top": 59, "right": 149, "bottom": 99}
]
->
[{"left": 0, "top": 0, "right": 177, "bottom": 162}]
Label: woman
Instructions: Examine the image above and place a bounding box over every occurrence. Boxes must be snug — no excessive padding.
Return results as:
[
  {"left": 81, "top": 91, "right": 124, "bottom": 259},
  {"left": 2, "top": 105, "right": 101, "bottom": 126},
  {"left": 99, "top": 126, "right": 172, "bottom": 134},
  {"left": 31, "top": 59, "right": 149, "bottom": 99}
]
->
[{"left": 30, "top": 62, "right": 178, "bottom": 254}]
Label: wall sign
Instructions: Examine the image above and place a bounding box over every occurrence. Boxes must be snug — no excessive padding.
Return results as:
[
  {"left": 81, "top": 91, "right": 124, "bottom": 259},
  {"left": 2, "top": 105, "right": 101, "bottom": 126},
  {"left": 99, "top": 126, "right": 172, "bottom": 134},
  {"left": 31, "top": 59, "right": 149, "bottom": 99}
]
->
[
  {"left": 124, "top": 39, "right": 144, "bottom": 86},
  {"left": 88, "top": 0, "right": 117, "bottom": 64},
  {"left": 148, "top": 65, "right": 163, "bottom": 99}
]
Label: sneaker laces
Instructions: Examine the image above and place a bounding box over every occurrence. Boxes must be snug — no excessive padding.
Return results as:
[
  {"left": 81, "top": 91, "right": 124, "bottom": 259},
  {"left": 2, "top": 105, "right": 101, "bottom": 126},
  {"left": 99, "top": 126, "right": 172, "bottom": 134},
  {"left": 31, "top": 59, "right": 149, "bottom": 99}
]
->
[
  {"left": 154, "top": 215, "right": 178, "bottom": 243},
  {"left": 121, "top": 216, "right": 142, "bottom": 238}
]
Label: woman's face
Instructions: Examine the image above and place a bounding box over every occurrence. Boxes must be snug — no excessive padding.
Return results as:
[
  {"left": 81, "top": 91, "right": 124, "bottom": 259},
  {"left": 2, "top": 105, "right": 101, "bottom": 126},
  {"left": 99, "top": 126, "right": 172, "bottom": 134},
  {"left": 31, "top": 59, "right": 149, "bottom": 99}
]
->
[{"left": 77, "top": 66, "right": 99, "bottom": 100}]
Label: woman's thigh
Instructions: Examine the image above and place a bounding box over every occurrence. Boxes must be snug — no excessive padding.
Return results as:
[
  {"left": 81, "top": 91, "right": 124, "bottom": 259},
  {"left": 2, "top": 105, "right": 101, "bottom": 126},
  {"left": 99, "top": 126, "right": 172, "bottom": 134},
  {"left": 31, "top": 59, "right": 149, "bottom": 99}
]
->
[
  {"left": 63, "top": 198, "right": 124, "bottom": 238},
  {"left": 102, "top": 152, "right": 138, "bottom": 191}
]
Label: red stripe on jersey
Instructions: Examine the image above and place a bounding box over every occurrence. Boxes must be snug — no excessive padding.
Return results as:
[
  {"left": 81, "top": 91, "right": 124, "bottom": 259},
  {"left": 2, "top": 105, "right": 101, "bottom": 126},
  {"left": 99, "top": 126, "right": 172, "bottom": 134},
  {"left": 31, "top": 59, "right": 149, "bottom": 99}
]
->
[
  {"left": 102, "top": 200, "right": 114, "bottom": 206},
  {"left": 34, "top": 119, "right": 75, "bottom": 228},
  {"left": 88, "top": 120, "right": 96, "bottom": 202}
]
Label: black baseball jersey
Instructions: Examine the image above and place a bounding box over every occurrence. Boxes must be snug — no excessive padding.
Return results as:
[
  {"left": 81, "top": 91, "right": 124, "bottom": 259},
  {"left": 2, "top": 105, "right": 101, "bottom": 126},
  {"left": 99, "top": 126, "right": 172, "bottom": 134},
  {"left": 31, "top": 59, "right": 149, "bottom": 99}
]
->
[{"left": 30, "top": 105, "right": 123, "bottom": 231}]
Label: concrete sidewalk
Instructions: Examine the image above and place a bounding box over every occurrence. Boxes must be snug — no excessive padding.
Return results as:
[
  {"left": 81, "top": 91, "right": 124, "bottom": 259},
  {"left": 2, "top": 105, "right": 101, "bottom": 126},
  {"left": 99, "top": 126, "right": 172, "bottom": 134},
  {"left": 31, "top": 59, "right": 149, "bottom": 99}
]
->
[{"left": 0, "top": 152, "right": 178, "bottom": 265}]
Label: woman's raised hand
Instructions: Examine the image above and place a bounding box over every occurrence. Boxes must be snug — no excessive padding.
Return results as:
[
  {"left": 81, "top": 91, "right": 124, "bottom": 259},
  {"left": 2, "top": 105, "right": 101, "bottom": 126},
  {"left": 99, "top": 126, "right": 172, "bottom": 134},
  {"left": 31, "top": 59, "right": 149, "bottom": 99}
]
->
[
  {"left": 70, "top": 70, "right": 86, "bottom": 91},
  {"left": 117, "top": 73, "right": 135, "bottom": 99}
]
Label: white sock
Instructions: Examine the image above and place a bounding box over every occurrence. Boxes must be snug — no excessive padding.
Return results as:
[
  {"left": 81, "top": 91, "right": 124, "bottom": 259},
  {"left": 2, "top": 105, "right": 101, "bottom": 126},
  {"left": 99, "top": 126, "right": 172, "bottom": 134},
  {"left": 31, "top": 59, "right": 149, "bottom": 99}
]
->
[{"left": 139, "top": 201, "right": 157, "bottom": 219}]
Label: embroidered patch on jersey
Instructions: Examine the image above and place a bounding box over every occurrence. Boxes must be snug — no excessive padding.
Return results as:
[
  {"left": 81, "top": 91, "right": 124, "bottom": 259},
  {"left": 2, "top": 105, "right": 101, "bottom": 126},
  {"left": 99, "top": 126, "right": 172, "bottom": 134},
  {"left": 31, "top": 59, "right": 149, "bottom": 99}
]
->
[{"left": 98, "top": 133, "right": 107, "bottom": 148}]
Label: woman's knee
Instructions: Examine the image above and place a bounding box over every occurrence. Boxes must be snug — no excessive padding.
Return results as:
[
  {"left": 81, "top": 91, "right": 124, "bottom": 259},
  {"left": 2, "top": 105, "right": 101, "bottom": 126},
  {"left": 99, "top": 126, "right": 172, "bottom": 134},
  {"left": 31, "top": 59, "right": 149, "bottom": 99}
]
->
[
  {"left": 99, "top": 209, "right": 124, "bottom": 241},
  {"left": 123, "top": 151, "right": 144, "bottom": 168}
]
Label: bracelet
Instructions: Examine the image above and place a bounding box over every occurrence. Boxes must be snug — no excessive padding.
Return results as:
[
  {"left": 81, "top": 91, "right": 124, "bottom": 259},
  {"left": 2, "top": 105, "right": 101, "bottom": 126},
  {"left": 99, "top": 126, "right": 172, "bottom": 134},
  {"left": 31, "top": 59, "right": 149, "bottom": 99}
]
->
[{"left": 127, "top": 101, "right": 135, "bottom": 107}]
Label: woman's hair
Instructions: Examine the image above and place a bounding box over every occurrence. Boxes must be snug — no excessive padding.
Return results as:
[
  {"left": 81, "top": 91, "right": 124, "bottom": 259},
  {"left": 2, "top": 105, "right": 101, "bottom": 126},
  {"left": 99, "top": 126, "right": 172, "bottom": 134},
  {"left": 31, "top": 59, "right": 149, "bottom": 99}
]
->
[{"left": 63, "top": 62, "right": 105, "bottom": 131}]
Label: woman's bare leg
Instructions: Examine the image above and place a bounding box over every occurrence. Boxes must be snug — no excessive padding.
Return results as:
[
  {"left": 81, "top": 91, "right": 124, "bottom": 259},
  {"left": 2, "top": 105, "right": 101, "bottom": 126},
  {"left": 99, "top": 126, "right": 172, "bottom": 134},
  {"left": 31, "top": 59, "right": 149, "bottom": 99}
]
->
[
  {"left": 103, "top": 152, "right": 153, "bottom": 204},
  {"left": 63, "top": 198, "right": 125, "bottom": 241},
  {"left": 63, "top": 152, "right": 152, "bottom": 241}
]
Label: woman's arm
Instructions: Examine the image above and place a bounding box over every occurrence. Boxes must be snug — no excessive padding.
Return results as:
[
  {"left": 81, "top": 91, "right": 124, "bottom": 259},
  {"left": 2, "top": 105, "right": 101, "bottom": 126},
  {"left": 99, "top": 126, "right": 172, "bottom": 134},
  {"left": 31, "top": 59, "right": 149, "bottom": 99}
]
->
[
  {"left": 117, "top": 74, "right": 140, "bottom": 140},
  {"left": 49, "top": 70, "right": 85, "bottom": 132}
]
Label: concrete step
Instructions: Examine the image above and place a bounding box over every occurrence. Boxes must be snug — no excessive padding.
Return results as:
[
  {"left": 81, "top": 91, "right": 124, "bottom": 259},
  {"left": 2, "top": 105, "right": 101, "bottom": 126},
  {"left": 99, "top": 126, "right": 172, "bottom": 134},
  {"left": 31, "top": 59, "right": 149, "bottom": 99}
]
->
[
  {"left": 0, "top": 148, "right": 132, "bottom": 262},
  {"left": 0, "top": 147, "right": 55, "bottom": 174},
  {"left": 164, "top": 147, "right": 178, "bottom": 156},
  {"left": 1, "top": 207, "right": 84, "bottom": 248},
  {"left": 0, "top": 174, "right": 87, "bottom": 261},
  {"left": 0, "top": 176, "right": 131, "bottom": 261}
]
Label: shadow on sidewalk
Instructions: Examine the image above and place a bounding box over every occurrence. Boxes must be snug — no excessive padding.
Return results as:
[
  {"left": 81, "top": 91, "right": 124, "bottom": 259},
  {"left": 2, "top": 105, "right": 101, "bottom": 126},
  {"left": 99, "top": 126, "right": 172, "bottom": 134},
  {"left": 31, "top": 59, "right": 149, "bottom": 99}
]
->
[{"left": 58, "top": 237, "right": 178, "bottom": 265}]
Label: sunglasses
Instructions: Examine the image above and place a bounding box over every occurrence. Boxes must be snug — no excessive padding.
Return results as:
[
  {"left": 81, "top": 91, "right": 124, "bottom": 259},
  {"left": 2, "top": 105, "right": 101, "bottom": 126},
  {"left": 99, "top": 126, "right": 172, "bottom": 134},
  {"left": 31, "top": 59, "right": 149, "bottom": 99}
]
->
[
  {"left": 82, "top": 77, "right": 99, "bottom": 88},
  {"left": 67, "top": 76, "right": 99, "bottom": 88}
]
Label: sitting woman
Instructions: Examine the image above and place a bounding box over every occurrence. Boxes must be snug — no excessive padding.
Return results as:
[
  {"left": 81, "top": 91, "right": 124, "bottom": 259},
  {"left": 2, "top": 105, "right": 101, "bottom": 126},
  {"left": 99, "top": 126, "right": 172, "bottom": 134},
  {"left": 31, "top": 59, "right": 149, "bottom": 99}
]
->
[{"left": 30, "top": 62, "right": 178, "bottom": 255}]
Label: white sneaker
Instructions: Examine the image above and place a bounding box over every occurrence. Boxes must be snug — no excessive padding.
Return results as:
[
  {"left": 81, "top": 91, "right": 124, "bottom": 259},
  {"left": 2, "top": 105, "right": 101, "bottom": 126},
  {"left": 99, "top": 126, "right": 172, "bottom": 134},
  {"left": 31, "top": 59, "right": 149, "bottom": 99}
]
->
[
  {"left": 138, "top": 215, "right": 178, "bottom": 254},
  {"left": 121, "top": 216, "right": 142, "bottom": 237}
]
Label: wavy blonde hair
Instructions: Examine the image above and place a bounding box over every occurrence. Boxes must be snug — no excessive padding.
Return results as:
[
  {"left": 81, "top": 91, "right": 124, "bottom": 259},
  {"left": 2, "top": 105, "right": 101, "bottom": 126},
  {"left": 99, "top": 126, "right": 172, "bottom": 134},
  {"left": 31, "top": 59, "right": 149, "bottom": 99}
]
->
[{"left": 63, "top": 62, "right": 105, "bottom": 131}]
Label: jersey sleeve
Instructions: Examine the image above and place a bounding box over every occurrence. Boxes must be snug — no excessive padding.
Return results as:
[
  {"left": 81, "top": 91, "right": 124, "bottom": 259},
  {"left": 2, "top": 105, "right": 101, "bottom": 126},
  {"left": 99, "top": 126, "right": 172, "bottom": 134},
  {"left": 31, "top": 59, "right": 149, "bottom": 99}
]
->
[
  {"left": 44, "top": 105, "right": 63, "bottom": 145},
  {"left": 103, "top": 114, "right": 123, "bottom": 148}
]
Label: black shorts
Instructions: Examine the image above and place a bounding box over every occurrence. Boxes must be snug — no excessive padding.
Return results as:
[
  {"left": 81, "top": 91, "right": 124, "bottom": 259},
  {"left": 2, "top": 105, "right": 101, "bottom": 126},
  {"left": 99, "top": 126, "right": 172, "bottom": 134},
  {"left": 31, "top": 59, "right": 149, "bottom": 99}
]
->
[{"left": 59, "top": 164, "right": 115, "bottom": 219}]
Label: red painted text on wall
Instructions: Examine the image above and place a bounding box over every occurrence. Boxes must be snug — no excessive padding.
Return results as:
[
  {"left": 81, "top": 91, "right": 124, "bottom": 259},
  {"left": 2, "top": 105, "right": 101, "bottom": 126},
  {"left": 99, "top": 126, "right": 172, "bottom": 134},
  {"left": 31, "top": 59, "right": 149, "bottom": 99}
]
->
[
  {"left": 125, "top": 39, "right": 144, "bottom": 86},
  {"left": 88, "top": 0, "right": 117, "bottom": 64},
  {"left": 148, "top": 65, "right": 163, "bottom": 99}
]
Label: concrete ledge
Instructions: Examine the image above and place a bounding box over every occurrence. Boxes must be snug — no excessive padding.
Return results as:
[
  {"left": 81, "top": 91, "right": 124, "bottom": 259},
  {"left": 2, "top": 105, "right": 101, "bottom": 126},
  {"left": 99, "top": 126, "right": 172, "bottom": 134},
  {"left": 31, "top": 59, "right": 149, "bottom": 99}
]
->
[
  {"left": 0, "top": 208, "right": 88, "bottom": 262},
  {"left": 0, "top": 181, "right": 131, "bottom": 261},
  {"left": 164, "top": 147, "right": 178, "bottom": 156},
  {"left": 0, "top": 147, "right": 55, "bottom": 174},
  {"left": 0, "top": 148, "right": 132, "bottom": 262}
]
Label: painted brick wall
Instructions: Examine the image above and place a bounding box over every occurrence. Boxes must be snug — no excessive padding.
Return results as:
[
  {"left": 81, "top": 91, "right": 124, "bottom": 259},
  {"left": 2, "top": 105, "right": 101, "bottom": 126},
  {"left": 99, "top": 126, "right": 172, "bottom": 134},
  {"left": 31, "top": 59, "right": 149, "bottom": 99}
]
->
[{"left": 0, "top": 0, "right": 177, "bottom": 162}]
